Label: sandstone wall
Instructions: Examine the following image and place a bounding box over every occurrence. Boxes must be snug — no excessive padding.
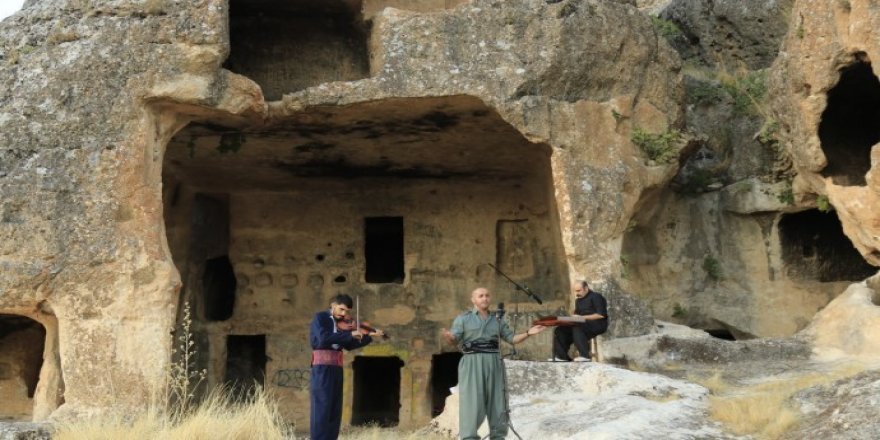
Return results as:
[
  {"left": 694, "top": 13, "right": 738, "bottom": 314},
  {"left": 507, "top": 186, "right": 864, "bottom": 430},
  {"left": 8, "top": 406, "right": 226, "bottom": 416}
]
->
[
  {"left": 770, "top": 0, "right": 880, "bottom": 267},
  {"left": 0, "top": 0, "right": 683, "bottom": 427},
  {"left": 616, "top": 0, "right": 879, "bottom": 339}
]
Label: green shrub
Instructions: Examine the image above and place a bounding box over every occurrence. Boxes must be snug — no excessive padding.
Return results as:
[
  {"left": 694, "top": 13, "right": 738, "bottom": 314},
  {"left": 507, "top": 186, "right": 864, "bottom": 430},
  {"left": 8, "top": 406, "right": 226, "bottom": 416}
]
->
[
  {"left": 672, "top": 303, "right": 688, "bottom": 319},
  {"left": 817, "top": 195, "right": 832, "bottom": 213},
  {"left": 721, "top": 70, "right": 767, "bottom": 116},
  {"left": 777, "top": 186, "right": 794, "bottom": 205},
  {"left": 631, "top": 128, "right": 682, "bottom": 165},
  {"left": 651, "top": 16, "right": 682, "bottom": 38},
  {"left": 689, "top": 81, "right": 726, "bottom": 105},
  {"left": 703, "top": 256, "right": 722, "bottom": 280}
]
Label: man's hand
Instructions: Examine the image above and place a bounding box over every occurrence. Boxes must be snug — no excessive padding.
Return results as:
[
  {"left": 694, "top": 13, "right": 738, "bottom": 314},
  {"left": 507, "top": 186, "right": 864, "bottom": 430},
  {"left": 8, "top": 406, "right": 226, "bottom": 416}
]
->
[
  {"left": 369, "top": 329, "right": 385, "bottom": 338},
  {"left": 441, "top": 328, "right": 456, "bottom": 345},
  {"left": 527, "top": 325, "right": 548, "bottom": 335},
  {"left": 351, "top": 330, "right": 363, "bottom": 340}
]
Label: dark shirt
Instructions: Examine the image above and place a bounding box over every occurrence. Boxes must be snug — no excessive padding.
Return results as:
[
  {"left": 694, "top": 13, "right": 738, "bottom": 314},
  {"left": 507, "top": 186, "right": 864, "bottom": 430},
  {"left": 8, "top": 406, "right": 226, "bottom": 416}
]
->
[
  {"left": 575, "top": 290, "right": 609, "bottom": 334},
  {"left": 309, "top": 310, "right": 372, "bottom": 351}
]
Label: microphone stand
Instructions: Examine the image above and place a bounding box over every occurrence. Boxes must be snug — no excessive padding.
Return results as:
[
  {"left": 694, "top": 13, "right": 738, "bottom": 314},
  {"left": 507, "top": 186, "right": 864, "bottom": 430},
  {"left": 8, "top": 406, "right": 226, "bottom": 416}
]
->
[
  {"left": 489, "top": 263, "right": 555, "bottom": 361},
  {"left": 482, "top": 307, "right": 523, "bottom": 440},
  {"left": 488, "top": 263, "right": 544, "bottom": 305}
]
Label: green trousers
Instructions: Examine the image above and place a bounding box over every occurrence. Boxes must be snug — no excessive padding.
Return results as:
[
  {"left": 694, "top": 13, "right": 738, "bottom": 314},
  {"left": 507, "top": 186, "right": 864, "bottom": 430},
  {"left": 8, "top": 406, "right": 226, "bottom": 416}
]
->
[{"left": 458, "top": 353, "right": 508, "bottom": 440}]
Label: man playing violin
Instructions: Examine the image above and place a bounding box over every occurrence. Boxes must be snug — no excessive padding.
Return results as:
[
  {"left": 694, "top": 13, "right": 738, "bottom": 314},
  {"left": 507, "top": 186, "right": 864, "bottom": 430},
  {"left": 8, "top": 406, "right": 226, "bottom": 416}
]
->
[
  {"left": 309, "top": 294, "right": 384, "bottom": 440},
  {"left": 551, "top": 280, "right": 608, "bottom": 362},
  {"left": 442, "top": 287, "right": 547, "bottom": 440}
]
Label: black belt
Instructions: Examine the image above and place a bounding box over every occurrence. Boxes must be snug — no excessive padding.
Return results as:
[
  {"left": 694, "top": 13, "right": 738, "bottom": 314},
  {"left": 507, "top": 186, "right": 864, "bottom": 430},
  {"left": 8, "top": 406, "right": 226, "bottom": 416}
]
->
[{"left": 462, "top": 340, "right": 499, "bottom": 354}]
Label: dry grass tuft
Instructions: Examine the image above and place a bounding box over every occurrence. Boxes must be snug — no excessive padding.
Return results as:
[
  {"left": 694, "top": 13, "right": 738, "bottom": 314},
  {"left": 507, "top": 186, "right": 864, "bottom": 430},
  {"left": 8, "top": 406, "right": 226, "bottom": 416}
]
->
[
  {"left": 54, "top": 303, "right": 290, "bottom": 440},
  {"left": 706, "top": 365, "right": 865, "bottom": 439},
  {"left": 689, "top": 370, "right": 729, "bottom": 394},
  {"left": 54, "top": 386, "right": 290, "bottom": 440}
]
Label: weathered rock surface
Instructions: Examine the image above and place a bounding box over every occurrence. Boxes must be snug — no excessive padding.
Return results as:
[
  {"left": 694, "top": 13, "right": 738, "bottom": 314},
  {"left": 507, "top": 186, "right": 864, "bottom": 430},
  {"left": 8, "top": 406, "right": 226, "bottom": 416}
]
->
[
  {"left": 1, "top": 0, "right": 879, "bottom": 435},
  {"left": 0, "top": 0, "right": 684, "bottom": 425},
  {"left": 770, "top": 0, "right": 880, "bottom": 265},
  {"left": 782, "top": 369, "right": 880, "bottom": 440},
  {"left": 0, "top": 423, "right": 51, "bottom": 440},
  {"left": 602, "top": 321, "right": 811, "bottom": 370},
  {"left": 660, "top": 0, "right": 794, "bottom": 69},
  {"left": 805, "top": 280, "right": 880, "bottom": 361},
  {"left": 427, "top": 360, "right": 741, "bottom": 439}
]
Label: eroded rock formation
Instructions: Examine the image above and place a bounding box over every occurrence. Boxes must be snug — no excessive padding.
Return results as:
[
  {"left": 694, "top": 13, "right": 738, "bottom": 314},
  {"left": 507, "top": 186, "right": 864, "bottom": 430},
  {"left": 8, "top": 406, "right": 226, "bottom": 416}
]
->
[
  {"left": 0, "top": 0, "right": 878, "bottom": 435},
  {"left": 0, "top": 0, "right": 682, "bottom": 428}
]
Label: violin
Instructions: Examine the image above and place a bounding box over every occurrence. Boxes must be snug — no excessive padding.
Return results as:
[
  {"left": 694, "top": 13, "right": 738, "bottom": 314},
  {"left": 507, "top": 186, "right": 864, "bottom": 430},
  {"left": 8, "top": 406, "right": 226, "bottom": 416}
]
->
[
  {"left": 336, "top": 317, "right": 390, "bottom": 340},
  {"left": 532, "top": 315, "right": 586, "bottom": 327}
]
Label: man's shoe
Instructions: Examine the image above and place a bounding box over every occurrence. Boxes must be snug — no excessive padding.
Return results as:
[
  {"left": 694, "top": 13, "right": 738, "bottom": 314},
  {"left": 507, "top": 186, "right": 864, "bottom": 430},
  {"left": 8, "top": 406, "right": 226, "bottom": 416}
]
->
[
  {"left": 573, "top": 356, "right": 591, "bottom": 362},
  {"left": 548, "top": 357, "right": 571, "bottom": 362}
]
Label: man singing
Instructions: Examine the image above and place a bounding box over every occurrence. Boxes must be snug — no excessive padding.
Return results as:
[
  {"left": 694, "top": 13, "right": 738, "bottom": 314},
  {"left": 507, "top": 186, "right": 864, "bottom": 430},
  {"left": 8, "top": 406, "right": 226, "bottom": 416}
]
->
[{"left": 442, "top": 287, "right": 547, "bottom": 440}]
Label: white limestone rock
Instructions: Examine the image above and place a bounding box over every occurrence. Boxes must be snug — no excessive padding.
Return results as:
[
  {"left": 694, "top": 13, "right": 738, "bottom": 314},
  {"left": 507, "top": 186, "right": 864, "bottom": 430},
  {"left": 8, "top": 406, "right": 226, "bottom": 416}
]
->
[{"left": 427, "top": 360, "right": 741, "bottom": 439}]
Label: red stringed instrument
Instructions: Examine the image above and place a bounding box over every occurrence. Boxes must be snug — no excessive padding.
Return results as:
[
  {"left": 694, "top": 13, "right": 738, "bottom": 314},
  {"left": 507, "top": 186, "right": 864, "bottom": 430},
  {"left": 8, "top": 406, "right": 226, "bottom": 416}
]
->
[{"left": 532, "top": 315, "right": 587, "bottom": 327}]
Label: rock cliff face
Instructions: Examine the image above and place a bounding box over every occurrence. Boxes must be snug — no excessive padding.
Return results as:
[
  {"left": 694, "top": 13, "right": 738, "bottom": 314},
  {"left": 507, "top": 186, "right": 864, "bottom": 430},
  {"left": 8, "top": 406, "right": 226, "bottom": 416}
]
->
[
  {"left": 619, "top": 0, "right": 879, "bottom": 340},
  {"left": 0, "top": 0, "right": 681, "bottom": 427},
  {"left": 0, "top": 0, "right": 877, "bottom": 434}
]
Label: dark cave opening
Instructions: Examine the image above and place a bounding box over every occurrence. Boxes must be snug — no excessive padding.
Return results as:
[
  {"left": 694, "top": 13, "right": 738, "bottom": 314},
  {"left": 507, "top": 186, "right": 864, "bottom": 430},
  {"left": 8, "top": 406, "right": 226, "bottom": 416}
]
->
[
  {"left": 224, "top": 334, "right": 267, "bottom": 393},
  {"left": 352, "top": 356, "right": 404, "bottom": 427},
  {"left": 191, "top": 194, "right": 236, "bottom": 322},
  {"left": 704, "top": 328, "right": 736, "bottom": 341},
  {"left": 364, "top": 216, "right": 405, "bottom": 284},
  {"left": 430, "top": 352, "right": 462, "bottom": 417},
  {"left": 203, "top": 255, "right": 237, "bottom": 322},
  {"left": 779, "top": 209, "right": 876, "bottom": 282},
  {"left": 224, "top": 0, "right": 370, "bottom": 100},
  {"left": 818, "top": 57, "right": 880, "bottom": 186}
]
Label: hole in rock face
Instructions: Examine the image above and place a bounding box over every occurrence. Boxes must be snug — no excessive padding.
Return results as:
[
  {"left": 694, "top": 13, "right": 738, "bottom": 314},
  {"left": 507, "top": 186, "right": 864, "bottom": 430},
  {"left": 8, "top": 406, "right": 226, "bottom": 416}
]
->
[
  {"left": 204, "top": 255, "right": 237, "bottom": 321},
  {"left": 352, "top": 356, "right": 404, "bottom": 427},
  {"left": 224, "top": 334, "right": 267, "bottom": 394},
  {"left": 778, "top": 210, "right": 876, "bottom": 282},
  {"left": 365, "top": 217, "right": 404, "bottom": 284},
  {"left": 224, "top": 0, "right": 370, "bottom": 100},
  {"left": 430, "top": 352, "right": 462, "bottom": 417},
  {"left": 704, "top": 328, "right": 736, "bottom": 341},
  {"left": 818, "top": 57, "right": 880, "bottom": 186},
  {"left": 0, "top": 315, "right": 45, "bottom": 420}
]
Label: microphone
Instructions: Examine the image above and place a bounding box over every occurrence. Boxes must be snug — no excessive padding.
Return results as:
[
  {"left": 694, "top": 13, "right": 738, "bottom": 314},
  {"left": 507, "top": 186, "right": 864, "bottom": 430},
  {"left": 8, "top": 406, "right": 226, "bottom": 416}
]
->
[{"left": 495, "top": 302, "right": 505, "bottom": 320}]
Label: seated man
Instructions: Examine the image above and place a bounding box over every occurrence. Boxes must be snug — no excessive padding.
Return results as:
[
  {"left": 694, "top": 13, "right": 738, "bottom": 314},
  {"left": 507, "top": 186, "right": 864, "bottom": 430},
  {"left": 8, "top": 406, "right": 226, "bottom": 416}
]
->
[{"left": 552, "top": 280, "right": 608, "bottom": 362}]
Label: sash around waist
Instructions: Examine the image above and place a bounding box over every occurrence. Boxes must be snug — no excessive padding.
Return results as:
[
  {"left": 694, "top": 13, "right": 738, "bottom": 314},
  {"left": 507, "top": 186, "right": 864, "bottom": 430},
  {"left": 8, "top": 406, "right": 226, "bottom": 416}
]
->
[
  {"left": 312, "top": 349, "right": 343, "bottom": 366},
  {"left": 462, "top": 340, "right": 499, "bottom": 354}
]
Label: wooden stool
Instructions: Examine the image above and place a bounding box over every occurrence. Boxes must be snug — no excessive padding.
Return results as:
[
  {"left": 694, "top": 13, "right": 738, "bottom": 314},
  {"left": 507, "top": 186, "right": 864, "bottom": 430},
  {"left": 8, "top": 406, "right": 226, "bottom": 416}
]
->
[{"left": 590, "top": 336, "right": 601, "bottom": 362}]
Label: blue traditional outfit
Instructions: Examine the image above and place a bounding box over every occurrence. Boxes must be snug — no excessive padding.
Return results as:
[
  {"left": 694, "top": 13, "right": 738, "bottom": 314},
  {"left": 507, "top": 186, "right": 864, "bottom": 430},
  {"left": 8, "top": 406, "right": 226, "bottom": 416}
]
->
[{"left": 309, "top": 310, "right": 372, "bottom": 440}]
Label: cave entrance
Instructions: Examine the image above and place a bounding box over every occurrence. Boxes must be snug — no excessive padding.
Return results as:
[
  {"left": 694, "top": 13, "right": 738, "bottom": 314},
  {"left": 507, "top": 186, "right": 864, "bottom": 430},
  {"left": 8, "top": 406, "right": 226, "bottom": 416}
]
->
[
  {"left": 0, "top": 315, "right": 46, "bottom": 421},
  {"left": 430, "top": 352, "right": 462, "bottom": 417},
  {"left": 224, "top": 334, "right": 267, "bottom": 394},
  {"left": 778, "top": 209, "right": 876, "bottom": 281},
  {"left": 351, "top": 356, "right": 404, "bottom": 427},
  {"left": 704, "top": 329, "right": 736, "bottom": 341},
  {"left": 161, "top": 95, "right": 570, "bottom": 424},
  {"left": 818, "top": 56, "right": 880, "bottom": 186},
  {"left": 224, "top": 0, "right": 369, "bottom": 100}
]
